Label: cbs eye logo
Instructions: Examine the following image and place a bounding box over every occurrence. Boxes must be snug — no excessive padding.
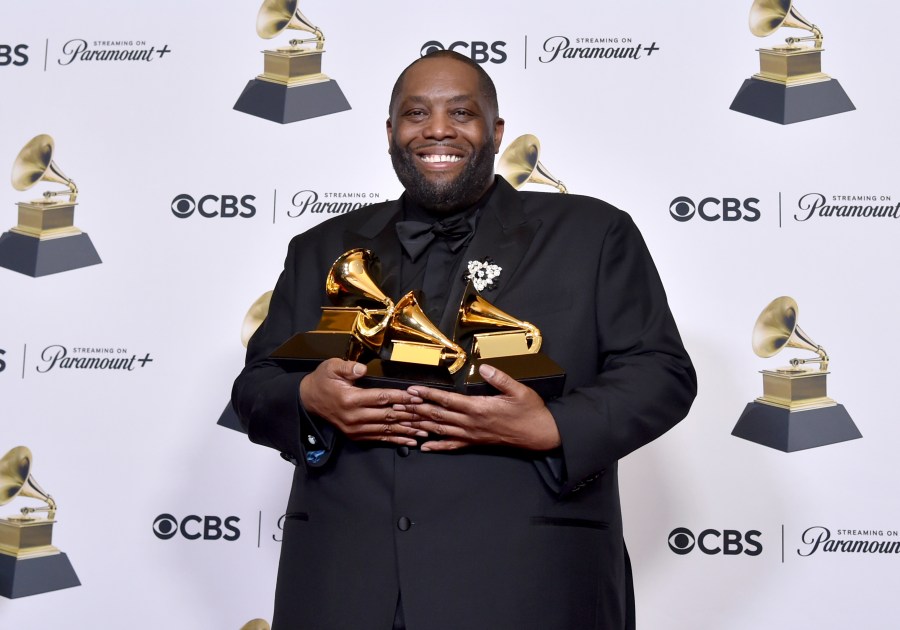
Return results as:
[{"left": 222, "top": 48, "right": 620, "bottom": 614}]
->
[
  {"left": 669, "top": 196, "right": 761, "bottom": 222},
  {"left": 668, "top": 527, "right": 763, "bottom": 556},
  {"left": 170, "top": 194, "right": 256, "bottom": 219},
  {"left": 153, "top": 513, "right": 240, "bottom": 541},
  {"left": 420, "top": 40, "right": 507, "bottom": 64}
]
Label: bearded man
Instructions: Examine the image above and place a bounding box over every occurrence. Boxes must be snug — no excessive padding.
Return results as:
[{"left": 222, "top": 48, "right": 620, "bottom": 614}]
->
[{"left": 233, "top": 50, "right": 696, "bottom": 630}]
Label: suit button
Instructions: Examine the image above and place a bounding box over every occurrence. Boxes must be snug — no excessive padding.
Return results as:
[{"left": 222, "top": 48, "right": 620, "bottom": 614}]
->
[
  {"left": 397, "top": 445, "right": 410, "bottom": 457},
  {"left": 397, "top": 517, "right": 412, "bottom": 531}
]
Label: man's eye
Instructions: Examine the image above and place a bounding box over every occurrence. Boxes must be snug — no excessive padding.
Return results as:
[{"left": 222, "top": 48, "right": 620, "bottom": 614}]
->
[
  {"left": 452, "top": 109, "right": 473, "bottom": 118},
  {"left": 405, "top": 109, "right": 427, "bottom": 118}
]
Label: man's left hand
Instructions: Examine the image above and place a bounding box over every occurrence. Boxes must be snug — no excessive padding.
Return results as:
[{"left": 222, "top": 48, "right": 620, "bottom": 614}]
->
[{"left": 397, "top": 363, "right": 561, "bottom": 452}]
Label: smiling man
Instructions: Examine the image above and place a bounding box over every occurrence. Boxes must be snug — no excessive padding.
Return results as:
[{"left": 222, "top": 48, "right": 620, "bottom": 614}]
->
[{"left": 233, "top": 51, "right": 696, "bottom": 630}]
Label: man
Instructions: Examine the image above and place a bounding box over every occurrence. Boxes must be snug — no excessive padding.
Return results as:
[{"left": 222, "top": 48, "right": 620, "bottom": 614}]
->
[{"left": 233, "top": 51, "right": 696, "bottom": 630}]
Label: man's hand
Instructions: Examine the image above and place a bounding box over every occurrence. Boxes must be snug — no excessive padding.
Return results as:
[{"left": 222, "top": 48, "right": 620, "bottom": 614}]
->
[
  {"left": 397, "top": 364, "right": 561, "bottom": 452},
  {"left": 299, "top": 359, "right": 427, "bottom": 446}
]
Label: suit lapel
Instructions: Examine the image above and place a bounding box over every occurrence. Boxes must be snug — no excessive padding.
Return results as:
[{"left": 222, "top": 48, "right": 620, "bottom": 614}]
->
[{"left": 438, "top": 178, "right": 541, "bottom": 333}]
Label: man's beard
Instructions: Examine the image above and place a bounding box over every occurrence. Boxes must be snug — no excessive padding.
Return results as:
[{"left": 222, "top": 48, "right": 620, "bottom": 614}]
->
[{"left": 390, "top": 136, "right": 496, "bottom": 214}]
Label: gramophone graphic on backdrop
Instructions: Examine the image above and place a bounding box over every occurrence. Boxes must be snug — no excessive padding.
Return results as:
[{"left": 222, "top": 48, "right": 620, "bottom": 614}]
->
[
  {"left": 219, "top": 291, "right": 273, "bottom": 433},
  {"left": 0, "top": 446, "right": 80, "bottom": 599},
  {"left": 498, "top": 134, "right": 568, "bottom": 194},
  {"left": 0, "top": 134, "right": 101, "bottom": 277},
  {"left": 234, "top": 0, "right": 351, "bottom": 123},
  {"left": 732, "top": 296, "right": 862, "bottom": 452},
  {"left": 730, "top": 0, "right": 855, "bottom": 124}
]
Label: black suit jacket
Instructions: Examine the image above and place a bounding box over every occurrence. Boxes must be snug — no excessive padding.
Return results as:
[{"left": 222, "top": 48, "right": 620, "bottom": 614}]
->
[{"left": 233, "top": 178, "right": 696, "bottom": 630}]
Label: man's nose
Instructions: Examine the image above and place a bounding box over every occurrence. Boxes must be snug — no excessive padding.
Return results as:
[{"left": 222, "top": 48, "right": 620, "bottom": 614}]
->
[{"left": 423, "top": 113, "right": 458, "bottom": 140}]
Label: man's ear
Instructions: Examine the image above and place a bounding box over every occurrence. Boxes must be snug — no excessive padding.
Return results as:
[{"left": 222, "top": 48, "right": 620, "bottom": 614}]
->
[
  {"left": 386, "top": 118, "right": 393, "bottom": 153},
  {"left": 493, "top": 117, "right": 505, "bottom": 153}
]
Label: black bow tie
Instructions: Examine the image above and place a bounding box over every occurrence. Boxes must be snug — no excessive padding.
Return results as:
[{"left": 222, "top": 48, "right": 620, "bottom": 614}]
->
[{"left": 395, "top": 212, "right": 476, "bottom": 261}]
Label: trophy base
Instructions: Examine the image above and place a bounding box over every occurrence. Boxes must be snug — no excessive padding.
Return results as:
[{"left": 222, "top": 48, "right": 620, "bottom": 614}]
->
[
  {"left": 0, "top": 230, "right": 101, "bottom": 277},
  {"left": 233, "top": 77, "right": 351, "bottom": 124},
  {"left": 730, "top": 77, "right": 855, "bottom": 125},
  {"left": 732, "top": 401, "right": 861, "bottom": 452},
  {"left": 0, "top": 551, "right": 80, "bottom": 599},
  {"left": 217, "top": 401, "right": 247, "bottom": 434},
  {"left": 463, "top": 355, "right": 566, "bottom": 400},
  {"left": 270, "top": 331, "right": 364, "bottom": 372},
  {"left": 358, "top": 359, "right": 455, "bottom": 391}
]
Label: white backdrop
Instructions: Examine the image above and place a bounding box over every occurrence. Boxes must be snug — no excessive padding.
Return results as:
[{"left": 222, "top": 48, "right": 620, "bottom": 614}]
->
[{"left": 2, "top": 1, "right": 898, "bottom": 628}]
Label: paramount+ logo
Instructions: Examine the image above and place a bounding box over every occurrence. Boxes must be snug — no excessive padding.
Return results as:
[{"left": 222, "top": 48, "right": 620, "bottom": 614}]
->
[
  {"left": 170, "top": 194, "right": 256, "bottom": 219},
  {"left": 0, "top": 44, "right": 29, "bottom": 66},
  {"left": 153, "top": 513, "right": 240, "bottom": 541},
  {"left": 420, "top": 40, "right": 507, "bottom": 64},
  {"left": 668, "top": 527, "right": 763, "bottom": 556},
  {"left": 669, "top": 196, "right": 760, "bottom": 222}
]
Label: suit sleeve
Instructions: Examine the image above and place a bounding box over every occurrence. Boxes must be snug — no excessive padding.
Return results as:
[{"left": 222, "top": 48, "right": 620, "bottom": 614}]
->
[
  {"left": 231, "top": 235, "right": 339, "bottom": 469},
  {"left": 545, "top": 211, "right": 696, "bottom": 495}
]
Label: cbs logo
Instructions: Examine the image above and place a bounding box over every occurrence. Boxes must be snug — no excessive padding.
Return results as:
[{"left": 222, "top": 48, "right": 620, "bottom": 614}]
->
[
  {"left": 668, "top": 527, "right": 763, "bottom": 556},
  {"left": 0, "top": 44, "right": 29, "bottom": 66},
  {"left": 0, "top": 348, "right": 6, "bottom": 373},
  {"left": 420, "top": 40, "right": 507, "bottom": 64},
  {"left": 153, "top": 513, "right": 240, "bottom": 541},
  {"left": 170, "top": 194, "right": 256, "bottom": 219},
  {"left": 669, "top": 196, "right": 761, "bottom": 222}
]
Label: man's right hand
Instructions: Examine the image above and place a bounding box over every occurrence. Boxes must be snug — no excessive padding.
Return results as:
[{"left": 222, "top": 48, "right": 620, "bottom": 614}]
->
[{"left": 299, "top": 358, "right": 427, "bottom": 446}]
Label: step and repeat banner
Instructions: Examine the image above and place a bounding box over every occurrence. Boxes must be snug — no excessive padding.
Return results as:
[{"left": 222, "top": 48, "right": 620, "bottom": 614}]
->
[{"left": 2, "top": 1, "right": 898, "bottom": 628}]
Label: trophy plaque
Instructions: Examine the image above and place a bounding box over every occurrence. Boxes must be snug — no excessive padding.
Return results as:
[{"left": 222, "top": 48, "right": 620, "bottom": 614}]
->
[
  {"left": 498, "top": 134, "right": 568, "bottom": 194},
  {"left": 218, "top": 290, "right": 273, "bottom": 433},
  {"left": 732, "top": 296, "right": 861, "bottom": 452},
  {"left": 0, "top": 446, "right": 80, "bottom": 599},
  {"left": 271, "top": 249, "right": 393, "bottom": 371},
  {"left": 234, "top": 0, "right": 351, "bottom": 124},
  {"left": 730, "top": 0, "right": 855, "bottom": 124},
  {"left": 454, "top": 284, "right": 565, "bottom": 399},
  {"left": 0, "top": 134, "right": 101, "bottom": 277}
]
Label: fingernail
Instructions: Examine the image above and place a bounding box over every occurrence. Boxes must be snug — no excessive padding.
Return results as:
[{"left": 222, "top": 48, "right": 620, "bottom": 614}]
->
[
  {"left": 420, "top": 445, "right": 431, "bottom": 452},
  {"left": 392, "top": 404, "right": 406, "bottom": 411},
  {"left": 352, "top": 363, "right": 366, "bottom": 376},
  {"left": 407, "top": 387, "right": 420, "bottom": 396},
  {"left": 479, "top": 364, "right": 495, "bottom": 379},
  {"left": 416, "top": 431, "right": 428, "bottom": 437}
]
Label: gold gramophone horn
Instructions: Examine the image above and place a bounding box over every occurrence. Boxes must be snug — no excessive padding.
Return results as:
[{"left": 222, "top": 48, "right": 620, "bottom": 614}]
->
[
  {"left": 749, "top": 0, "right": 822, "bottom": 47},
  {"left": 751, "top": 296, "right": 828, "bottom": 370},
  {"left": 498, "top": 134, "right": 567, "bottom": 194},
  {"left": 11, "top": 134, "right": 78, "bottom": 203},
  {"left": 385, "top": 292, "right": 467, "bottom": 374},
  {"left": 457, "top": 288, "right": 542, "bottom": 358},
  {"left": 241, "top": 291, "right": 273, "bottom": 348},
  {"left": 0, "top": 446, "right": 57, "bottom": 519},
  {"left": 239, "top": 620, "right": 271, "bottom": 630},
  {"left": 256, "top": 0, "right": 324, "bottom": 48},
  {"left": 326, "top": 249, "right": 395, "bottom": 338}
]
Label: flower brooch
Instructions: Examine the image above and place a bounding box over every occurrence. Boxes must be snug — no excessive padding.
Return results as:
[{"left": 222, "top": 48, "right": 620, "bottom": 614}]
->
[{"left": 465, "top": 257, "right": 502, "bottom": 292}]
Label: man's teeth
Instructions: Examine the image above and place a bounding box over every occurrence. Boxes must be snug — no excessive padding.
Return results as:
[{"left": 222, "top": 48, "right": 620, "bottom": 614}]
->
[{"left": 420, "top": 155, "right": 462, "bottom": 163}]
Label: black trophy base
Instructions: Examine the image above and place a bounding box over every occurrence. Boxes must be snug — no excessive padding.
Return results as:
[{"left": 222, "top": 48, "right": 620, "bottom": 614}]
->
[
  {"left": 217, "top": 401, "right": 247, "bottom": 434},
  {"left": 358, "top": 359, "right": 455, "bottom": 391},
  {"left": 234, "top": 78, "right": 351, "bottom": 124},
  {"left": 270, "top": 332, "right": 362, "bottom": 372},
  {"left": 732, "top": 401, "right": 861, "bottom": 452},
  {"left": 730, "top": 77, "right": 855, "bottom": 125},
  {"left": 0, "top": 552, "right": 81, "bottom": 599},
  {"left": 464, "top": 355, "right": 566, "bottom": 400},
  {"left": 0, "top": 231, "right": 101, "bottom": 277}
]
